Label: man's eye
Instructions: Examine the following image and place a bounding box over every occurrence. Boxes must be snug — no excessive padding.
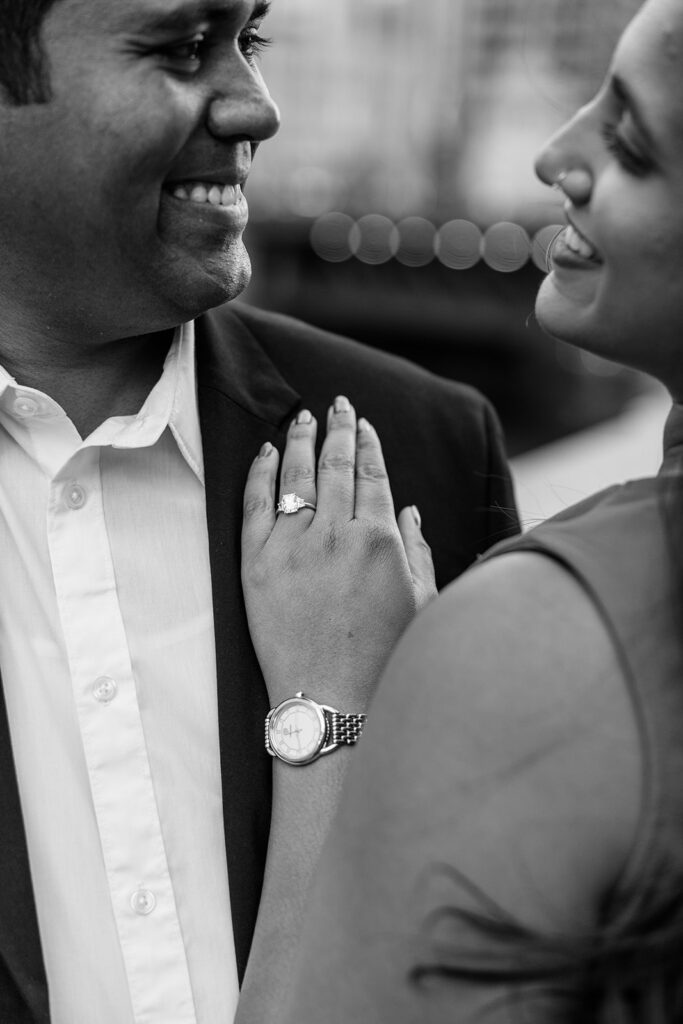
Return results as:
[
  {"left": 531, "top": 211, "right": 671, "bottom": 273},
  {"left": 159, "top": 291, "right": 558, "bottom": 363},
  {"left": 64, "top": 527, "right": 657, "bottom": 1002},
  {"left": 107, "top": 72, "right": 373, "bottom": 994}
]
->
[
  {"left": 160, "top": 36, "right": 206, "bottom": 69},
  {"left": 239, "top": 26, "right": 272, "bottom": 64}
]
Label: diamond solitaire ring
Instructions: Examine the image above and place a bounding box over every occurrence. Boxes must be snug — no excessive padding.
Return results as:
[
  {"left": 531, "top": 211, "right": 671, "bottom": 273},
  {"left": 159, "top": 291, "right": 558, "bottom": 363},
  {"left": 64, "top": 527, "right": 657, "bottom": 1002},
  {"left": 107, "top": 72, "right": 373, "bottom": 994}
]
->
[{"left": 276, "top": 493, "right": 317, "bottom": 515}]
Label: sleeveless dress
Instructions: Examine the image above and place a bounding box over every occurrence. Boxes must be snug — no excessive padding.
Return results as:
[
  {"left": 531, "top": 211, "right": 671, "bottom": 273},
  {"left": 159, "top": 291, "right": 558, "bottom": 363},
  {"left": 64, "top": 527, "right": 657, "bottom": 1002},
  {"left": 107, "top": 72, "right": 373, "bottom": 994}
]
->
[{"left": 478, "top": 402, "right": 683, "bottom": 1020}]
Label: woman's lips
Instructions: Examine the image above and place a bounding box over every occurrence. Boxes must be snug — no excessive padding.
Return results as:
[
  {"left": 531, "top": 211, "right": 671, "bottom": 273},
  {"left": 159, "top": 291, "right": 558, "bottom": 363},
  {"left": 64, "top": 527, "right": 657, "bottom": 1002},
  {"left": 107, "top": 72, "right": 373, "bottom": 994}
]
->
[{"left": 551, "top": 222, "right": 603, "bottom": 269}]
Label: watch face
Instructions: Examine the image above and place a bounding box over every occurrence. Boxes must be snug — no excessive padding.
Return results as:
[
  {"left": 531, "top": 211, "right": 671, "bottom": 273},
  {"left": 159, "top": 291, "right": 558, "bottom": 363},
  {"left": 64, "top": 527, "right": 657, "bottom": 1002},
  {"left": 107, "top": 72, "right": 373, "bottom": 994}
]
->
[{"left": 269, "top": 698, "right": 326, "bottom": 765}]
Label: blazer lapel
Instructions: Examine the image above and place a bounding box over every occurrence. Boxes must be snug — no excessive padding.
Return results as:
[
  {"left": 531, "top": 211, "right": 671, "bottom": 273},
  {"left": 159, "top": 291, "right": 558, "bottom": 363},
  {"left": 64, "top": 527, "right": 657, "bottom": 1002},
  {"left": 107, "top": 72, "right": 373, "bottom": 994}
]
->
[
  {"left": 0, "top": 676, "right": 50, "bottom": 1023},
  {"left": 195, "top": 308, "right": 300, "bottom": 983}
]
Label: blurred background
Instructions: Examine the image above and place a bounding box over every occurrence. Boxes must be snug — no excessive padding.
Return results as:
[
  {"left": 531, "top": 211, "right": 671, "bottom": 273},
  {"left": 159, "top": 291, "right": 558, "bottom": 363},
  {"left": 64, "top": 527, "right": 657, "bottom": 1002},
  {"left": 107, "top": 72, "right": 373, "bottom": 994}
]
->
[{"left": 240, "top": 0, "right": 668, "bottom": 521}]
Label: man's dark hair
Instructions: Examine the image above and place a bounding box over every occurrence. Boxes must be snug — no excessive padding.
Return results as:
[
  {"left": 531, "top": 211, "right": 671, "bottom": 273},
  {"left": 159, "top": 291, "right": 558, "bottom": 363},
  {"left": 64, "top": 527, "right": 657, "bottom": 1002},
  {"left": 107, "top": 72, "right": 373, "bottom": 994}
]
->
[{"left": 0, "top": 0, "right": 64, "bottom": 105}]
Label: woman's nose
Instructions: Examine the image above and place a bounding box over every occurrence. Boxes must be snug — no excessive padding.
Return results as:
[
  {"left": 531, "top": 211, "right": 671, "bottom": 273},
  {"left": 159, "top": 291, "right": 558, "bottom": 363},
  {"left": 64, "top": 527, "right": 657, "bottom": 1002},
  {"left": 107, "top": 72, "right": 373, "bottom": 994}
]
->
[
  {"left": 535, "top": 116, "right": 594, "bottom": 207},
  {"left": 551, "top": 167, "right": 593, "bottom": 205}
]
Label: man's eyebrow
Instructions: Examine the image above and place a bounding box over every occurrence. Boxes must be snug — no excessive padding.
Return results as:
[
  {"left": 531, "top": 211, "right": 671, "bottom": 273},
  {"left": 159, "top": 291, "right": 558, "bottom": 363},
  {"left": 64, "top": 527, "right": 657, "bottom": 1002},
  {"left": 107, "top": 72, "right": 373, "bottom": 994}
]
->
[
  {"left": 135, "top": 0, "right": 271, "bottom": 33},
  {"left": 610, "top": 73, "right": 658, "bottom": 149}
]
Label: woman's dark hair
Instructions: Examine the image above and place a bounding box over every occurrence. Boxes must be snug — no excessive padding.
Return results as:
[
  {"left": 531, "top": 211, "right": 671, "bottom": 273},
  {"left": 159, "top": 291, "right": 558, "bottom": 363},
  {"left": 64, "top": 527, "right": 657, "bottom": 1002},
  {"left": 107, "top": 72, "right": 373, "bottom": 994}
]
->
[
  {"left": 411, "top": 864, "right": 683, "bottom": 1023},
  {"left": 0, "top": 0, "right": 64, "bottom": 105}
]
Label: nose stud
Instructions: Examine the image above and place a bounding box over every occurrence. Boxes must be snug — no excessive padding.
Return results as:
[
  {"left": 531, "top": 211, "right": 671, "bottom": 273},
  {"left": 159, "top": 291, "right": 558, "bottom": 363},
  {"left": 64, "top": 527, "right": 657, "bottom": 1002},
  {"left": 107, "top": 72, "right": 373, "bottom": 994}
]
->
[{"left": 551, "top": 168, "right": 592, "bottom": 204}]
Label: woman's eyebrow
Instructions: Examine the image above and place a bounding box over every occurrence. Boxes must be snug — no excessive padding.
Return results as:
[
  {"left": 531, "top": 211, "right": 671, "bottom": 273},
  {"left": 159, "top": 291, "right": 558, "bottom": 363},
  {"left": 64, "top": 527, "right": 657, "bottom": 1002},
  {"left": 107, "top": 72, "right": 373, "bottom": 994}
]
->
[{"left": 610, "top": 72, "right": 659, "bottom": 153}]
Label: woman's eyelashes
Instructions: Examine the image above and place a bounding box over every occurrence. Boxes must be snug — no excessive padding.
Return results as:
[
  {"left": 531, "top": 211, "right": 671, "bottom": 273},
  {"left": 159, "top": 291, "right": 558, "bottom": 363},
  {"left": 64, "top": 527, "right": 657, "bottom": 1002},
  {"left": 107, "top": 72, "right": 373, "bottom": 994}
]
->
[{"left": 601, "top": 118, "right": 652, "bottom": 177}]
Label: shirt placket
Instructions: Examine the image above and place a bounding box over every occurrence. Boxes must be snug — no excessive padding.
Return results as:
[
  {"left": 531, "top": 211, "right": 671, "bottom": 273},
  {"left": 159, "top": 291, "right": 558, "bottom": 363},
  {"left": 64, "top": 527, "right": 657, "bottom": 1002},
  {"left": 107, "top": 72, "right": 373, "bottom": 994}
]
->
[{"left": 47, "top": 446, "right": 197, "bottom": 1024}]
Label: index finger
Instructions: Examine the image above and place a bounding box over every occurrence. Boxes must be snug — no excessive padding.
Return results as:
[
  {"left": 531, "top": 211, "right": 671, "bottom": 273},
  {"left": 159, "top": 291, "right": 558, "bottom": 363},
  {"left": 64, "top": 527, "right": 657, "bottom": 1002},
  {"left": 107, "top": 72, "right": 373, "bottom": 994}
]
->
[{"left": 242, "top": 442, "right": 280, "bottom": 562}]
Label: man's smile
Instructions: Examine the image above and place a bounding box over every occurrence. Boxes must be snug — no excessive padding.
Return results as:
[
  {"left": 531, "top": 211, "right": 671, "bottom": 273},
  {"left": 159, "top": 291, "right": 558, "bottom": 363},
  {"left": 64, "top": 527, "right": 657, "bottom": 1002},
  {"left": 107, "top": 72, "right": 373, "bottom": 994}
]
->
[
  {"left": 161, "top": 179, "right": 249, "bottom": 232},
  {"left": 168, "top": 181, "right": 243, "bottom": 208}
]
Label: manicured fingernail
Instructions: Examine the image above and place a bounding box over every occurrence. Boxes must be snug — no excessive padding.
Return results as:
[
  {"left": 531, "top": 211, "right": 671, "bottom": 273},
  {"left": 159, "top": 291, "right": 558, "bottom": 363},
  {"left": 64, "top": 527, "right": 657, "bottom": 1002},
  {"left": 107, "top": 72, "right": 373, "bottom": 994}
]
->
[
  {"left": 412, "top": 505, "right": 422, "bottom": 528},
  {"left": 358, "top": 417, "right": 371, "bottom": 432},
  {"left": 334, "top": 395, "right": 351, "bottom": 414},
  {"left": 296, "top": 409, "right": 313, "bottom": 425},
  {"left": 260, "top": 442, "right": 274, "bottom": 457}
]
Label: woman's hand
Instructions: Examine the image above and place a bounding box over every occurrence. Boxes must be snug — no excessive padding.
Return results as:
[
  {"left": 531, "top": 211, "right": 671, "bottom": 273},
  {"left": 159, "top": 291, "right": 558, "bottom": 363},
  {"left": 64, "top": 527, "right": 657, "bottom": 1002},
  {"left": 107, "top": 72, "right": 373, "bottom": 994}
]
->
[{"left": 241, "top": 396, "right": 436, "bottom": 711}]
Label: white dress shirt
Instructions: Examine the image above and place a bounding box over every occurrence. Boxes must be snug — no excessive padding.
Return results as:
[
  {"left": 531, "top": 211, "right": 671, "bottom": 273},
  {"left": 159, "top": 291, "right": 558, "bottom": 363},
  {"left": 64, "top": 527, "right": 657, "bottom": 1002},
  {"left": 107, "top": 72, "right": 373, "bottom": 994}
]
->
[{"left": 0, "top": 323, "right": 239, "bottom": 1024}]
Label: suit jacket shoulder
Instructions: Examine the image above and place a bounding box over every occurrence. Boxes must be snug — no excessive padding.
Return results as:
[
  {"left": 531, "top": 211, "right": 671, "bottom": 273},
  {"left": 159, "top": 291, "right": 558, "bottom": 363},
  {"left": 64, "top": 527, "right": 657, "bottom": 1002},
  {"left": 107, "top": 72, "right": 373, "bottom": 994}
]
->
[
  {"left": 227, "top": 302, "right": 489, "bottom": 410},
  {"left": 199, "top": 303, "right": 519, "bottom": 583}
]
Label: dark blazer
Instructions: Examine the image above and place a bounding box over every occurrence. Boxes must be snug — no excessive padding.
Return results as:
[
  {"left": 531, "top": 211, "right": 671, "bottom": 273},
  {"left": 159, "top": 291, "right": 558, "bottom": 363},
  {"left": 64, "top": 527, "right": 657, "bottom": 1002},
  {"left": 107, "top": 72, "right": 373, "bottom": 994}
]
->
[{"left": 0, "top": 304, "right": 519, "bottom": 1022}]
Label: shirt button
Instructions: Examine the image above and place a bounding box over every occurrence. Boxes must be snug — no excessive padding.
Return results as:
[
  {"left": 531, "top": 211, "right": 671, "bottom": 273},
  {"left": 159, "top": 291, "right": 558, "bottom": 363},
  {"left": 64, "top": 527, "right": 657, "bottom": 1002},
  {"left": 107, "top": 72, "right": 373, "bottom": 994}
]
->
[
  {"left": 13, "top": 394, "right": 40, "bottom": 419},
  {"left": 64, "top": 483, "right": 87, "bottom": 510},
  {"left": 92, "top": 676, "right": 117, "bottom": 704},
  {"left": 130, "top": 888, "right": 156, "bottom": 916}
]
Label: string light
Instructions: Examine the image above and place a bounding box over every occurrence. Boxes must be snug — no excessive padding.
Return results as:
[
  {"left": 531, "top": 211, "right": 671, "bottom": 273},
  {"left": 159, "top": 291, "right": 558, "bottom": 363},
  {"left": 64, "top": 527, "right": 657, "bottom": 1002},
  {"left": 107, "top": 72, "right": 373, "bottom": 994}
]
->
[
  {"left": 310, "top": 213, "right": 566, "bottom": 272},
  {"left": 349, "top": 215, "right": 399, "bottom": 265},
  {"left": 435, "top": 220, "right": 482, "bottom": 270},
  {"left": 481, "top": 222, "right": 530, "bottom": 273}
]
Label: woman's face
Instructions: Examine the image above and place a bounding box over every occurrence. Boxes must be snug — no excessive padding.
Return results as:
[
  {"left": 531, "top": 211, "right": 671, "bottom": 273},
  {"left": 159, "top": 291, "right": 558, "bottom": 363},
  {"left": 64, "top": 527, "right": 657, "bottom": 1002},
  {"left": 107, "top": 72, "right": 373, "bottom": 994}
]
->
[{"left": 534, "top": 0, "right": 683, "bottom": 396}]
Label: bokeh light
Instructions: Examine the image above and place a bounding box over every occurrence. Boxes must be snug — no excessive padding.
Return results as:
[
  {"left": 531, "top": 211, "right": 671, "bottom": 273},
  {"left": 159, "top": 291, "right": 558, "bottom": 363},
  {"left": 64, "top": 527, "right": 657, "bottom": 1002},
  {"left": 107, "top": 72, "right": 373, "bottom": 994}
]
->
[
  {"left": 481, "top": 222, "right": 530, "bottom": 273},
  {"left": 288, "top": 167, "right": 339, "bottom": 219},
  {"left": 395, "top": 217, "right": 437, "bottom": 268},
  {"left": 349, "top": 215, "right": 399, "bottom": 265},
  {"left": 435, "top": 220, "right": 482, "bottom": 270},
  {"left": 532, "top": 224, "right": 565, "bottom": 272},
  {"left": 310, "top": 214, "right": 579, "bottom": 274},
  {"left": 310, "top": 213, "right": 354, "bottom": 263}
]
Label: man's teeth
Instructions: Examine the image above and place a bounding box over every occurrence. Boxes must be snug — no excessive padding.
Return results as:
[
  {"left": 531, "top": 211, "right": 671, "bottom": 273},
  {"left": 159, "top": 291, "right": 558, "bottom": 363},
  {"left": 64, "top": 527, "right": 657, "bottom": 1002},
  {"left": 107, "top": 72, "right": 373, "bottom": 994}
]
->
[
  {"left": 565, "top": 224, "right": 597, "bottom": 260},
  {"left": 171, "top": 182, "right": 242, "bottom": 207}
]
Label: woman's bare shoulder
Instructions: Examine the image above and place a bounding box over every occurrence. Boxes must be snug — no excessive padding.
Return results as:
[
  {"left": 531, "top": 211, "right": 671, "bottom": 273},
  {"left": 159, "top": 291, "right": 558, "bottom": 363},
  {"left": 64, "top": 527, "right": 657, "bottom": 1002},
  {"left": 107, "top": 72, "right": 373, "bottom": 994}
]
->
[
  {"left": 355, "top": 550, "right": 642, "bottom": 929},
  {"left": 385, "top": 549, "right": 626, "bottom": 724}
]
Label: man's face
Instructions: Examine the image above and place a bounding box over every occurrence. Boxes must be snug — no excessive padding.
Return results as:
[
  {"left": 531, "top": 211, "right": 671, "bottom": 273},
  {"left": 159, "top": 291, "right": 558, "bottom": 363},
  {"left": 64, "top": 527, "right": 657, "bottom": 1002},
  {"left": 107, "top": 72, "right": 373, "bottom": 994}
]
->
[{"left": 0, "top": 0, "right": 280, "bottom": 339}]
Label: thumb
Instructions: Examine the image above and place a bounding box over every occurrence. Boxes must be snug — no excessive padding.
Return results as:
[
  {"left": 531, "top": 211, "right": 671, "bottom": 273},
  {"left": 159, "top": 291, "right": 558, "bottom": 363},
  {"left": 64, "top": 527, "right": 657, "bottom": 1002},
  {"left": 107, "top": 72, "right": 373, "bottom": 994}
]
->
[{"left": 398, "top": 506, "right": 437, "bottom": 610}]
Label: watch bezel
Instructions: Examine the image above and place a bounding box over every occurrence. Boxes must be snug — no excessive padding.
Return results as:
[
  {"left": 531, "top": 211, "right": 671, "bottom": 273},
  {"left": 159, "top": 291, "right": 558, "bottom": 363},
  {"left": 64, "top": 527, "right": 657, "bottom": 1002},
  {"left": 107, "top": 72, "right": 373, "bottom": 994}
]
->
[{"left": 266, "top": 694, "right": 329, "bottom": 766}]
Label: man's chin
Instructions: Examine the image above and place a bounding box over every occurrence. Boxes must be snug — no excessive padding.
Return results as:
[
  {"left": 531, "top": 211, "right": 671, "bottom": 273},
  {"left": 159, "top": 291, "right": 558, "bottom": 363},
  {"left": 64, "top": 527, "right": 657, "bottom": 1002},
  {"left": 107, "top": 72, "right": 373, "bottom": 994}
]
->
[{"left": 164, "top": 246, "right": 253, "bottom": 318}]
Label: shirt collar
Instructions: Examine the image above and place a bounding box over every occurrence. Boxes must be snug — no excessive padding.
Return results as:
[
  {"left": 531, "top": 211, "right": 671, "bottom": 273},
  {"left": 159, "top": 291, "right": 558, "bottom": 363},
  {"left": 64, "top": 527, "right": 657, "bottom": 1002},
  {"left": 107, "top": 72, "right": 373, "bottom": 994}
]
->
[
  {"left": 0, "top": 321, "right": 204, "bottom": 485},
  {"left": 106, "top": 321, "right": 204, "bottom": 483}
]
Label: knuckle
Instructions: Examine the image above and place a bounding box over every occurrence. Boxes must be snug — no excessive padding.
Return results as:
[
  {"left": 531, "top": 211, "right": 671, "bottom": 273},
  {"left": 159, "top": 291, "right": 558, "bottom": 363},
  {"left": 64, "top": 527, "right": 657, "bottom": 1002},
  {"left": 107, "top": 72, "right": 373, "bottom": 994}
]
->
[
  {"left": 356, "top": 461, "right": 388, "bottom": 483},
  {"left": 243, "top": 494, "right": 272, "bottom": 519},
  {"left": 282, "top": 464, "right": 316, "bottom": 486},
  {"left": 363, "top": 523, "right": 398, "bottom": 560},
  {"left": 327, "top": 418, "right": 355, "bottom": 435},
  {"left": 321, "top": 523, "right": 339, "bottom": 556},
  {"left": 356, "top": 428, "right": 380, "bottom": 449},
  {"left": 248, "top": 457, "right": 274, "bottom": 479},
  {"left": 319, "top": 452, "right": 355, "bottom": 475},
  {"left": 242, "top": 558, "right": 270, "bottom": 591},
  {"left": 288, "top": 423, "right": 313, "bottom": 441},
  {"left": 414, "top": 533, "right": 433, "bottom": 556},
  {"left": 284, "top": 547, "right": 307, "bottom": 574}
]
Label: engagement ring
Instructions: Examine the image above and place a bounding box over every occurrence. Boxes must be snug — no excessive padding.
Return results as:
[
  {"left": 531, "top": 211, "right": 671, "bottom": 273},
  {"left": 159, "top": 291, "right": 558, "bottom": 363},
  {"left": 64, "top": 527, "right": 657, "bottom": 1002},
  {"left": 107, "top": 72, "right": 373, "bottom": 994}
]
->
[{"left": 276, "top": 493, "right": 317, "bottom": 515}]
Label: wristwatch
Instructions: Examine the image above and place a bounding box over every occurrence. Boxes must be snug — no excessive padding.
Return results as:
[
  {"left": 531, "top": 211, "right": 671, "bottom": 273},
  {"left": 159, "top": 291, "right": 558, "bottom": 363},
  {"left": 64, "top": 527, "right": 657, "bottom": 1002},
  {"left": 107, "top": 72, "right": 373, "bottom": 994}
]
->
[{"left": 265, "top": 692, "right": 366, "bottom": 766}]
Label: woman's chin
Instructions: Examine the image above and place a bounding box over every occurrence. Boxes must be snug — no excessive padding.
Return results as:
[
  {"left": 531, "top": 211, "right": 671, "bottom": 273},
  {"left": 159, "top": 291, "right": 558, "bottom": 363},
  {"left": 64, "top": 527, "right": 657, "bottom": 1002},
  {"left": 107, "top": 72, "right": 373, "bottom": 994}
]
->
[{"left": 534, "top": 271, "right": 597, "bottom": 347}]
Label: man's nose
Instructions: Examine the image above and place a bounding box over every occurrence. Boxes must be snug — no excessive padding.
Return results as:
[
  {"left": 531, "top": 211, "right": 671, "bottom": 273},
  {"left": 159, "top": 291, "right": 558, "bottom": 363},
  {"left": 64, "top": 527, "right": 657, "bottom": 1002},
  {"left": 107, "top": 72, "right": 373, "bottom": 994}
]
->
[{"left": 207, "top": 64, "right": 281, "bottom": 143}]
